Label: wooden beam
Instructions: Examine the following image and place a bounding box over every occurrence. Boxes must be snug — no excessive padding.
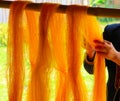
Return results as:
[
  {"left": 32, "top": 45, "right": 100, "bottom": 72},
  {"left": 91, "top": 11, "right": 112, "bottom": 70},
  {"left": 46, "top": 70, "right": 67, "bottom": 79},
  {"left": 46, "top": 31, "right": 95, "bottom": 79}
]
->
[{"left": 0, "top": 1, "right": 120, "bottom": 18}]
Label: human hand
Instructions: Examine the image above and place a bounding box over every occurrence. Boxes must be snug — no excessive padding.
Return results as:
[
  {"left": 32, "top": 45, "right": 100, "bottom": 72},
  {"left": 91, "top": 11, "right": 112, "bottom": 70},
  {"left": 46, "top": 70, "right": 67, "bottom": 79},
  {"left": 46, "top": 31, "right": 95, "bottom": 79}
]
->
[
  {"left": 84, "top": 40, "right": 95, "bottom": 59},
  {"left": 94, "top": 40, "right": 118, "bottom": 61}
]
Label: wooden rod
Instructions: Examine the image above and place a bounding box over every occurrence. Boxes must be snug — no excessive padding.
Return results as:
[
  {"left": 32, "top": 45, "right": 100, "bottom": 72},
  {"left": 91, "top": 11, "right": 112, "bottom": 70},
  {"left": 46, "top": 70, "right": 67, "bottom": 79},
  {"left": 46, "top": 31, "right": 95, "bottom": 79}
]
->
[{"left": 0, "top": 1, "right": 120, "bottom": 18}]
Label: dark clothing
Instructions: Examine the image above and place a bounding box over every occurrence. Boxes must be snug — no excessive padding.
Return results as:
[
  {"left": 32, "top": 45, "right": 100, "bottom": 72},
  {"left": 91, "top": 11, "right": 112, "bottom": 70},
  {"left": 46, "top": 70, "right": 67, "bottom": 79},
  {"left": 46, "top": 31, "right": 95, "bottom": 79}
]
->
[
  {"left": 114, "top": 88, "right": 120, "bottom": 101},
  {"left": 84, "top": 23, "right": 120, "bottom": 101}
]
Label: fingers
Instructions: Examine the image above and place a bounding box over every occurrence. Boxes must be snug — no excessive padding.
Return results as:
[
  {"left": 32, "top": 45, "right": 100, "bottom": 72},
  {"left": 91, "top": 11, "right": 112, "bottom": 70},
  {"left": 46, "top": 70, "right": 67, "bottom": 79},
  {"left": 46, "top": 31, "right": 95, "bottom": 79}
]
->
[
  {"left": 94, "top": 39, "right": 111, "bottom": 53},
  {"left": 103, "top": 40, "right": 111, "bottom": 44},
  {"left": 94, "top": 39, "right": 111, "bottom": 45},
  {"left": 94, "top": 45, "right": 107, "bottom": 53},
  {"left": 94, "top": 39, "right": 104, "bottom": 44},
  {"left": 85, "top": 39, "right": 113, "bottom": 54},
  {"left": 94, "top": 40, "right": 105, "bottom": 50}
]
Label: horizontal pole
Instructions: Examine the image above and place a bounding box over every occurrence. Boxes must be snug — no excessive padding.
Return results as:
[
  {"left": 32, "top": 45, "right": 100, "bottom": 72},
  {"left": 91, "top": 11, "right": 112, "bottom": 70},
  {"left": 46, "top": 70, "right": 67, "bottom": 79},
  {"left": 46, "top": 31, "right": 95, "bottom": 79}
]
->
[{"left": 0, "top": 1, "right": 120, "bottom": 18}]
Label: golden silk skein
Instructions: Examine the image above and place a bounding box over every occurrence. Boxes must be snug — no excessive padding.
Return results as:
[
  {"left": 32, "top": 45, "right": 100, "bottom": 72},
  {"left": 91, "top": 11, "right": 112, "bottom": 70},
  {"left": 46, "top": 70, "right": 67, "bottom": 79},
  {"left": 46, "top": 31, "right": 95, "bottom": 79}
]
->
[
  {"left": 25, "top": 8, "right": 39, "bottom": 101},
  {"left": 66, "top": 5, "right": 106, "bottom": 101},
  {"left": 8, "top": 1, "right": 29, "bottom": 101},
  {"left": 86, "top": 15, "right": 106, "bottom": 101},
  {"left": 26, "top": 3, "right": 59, "bottom": 101},
  {"left": 50, "top": 11, "right": 70, "bottom": 101},
  {"left": 66, "top": 5, "right": 88, "bottom": 101}
]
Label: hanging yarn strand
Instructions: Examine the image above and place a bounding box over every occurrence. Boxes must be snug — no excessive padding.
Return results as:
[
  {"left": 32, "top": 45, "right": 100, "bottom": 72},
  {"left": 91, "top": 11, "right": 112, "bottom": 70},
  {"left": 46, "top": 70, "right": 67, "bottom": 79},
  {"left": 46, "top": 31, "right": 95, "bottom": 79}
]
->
[
  {"left": 66, "top": 5, "right": 88, "bottom": 101},
  {"left": 85, "top": 15, "right": 106, "bottom": 101},
  {"left": 26, "top": 3, "right": 59, "bottom": 101},
  {"left": 7, "top": 1, "right": 29, "bottom": 101},
  {"left": 50, "top": 8, "right": 69, "bottom": 101},
  {"left": 25, "top": 6, "right": 40, "bottom": 101}
]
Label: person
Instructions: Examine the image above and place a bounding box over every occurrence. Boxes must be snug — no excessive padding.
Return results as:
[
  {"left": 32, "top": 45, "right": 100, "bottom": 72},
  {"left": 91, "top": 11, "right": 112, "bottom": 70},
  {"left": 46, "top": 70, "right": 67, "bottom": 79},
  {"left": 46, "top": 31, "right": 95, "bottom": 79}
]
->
[{"left": 84, "top": 23, "right": 120, "bottom": 101}]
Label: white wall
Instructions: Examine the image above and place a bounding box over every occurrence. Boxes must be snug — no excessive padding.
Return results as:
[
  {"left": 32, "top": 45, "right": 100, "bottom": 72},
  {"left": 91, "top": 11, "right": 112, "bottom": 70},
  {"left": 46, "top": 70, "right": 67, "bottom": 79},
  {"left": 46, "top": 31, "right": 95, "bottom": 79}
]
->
[{"left": 0, "top": 9, "right": 9, "bottom": 23}]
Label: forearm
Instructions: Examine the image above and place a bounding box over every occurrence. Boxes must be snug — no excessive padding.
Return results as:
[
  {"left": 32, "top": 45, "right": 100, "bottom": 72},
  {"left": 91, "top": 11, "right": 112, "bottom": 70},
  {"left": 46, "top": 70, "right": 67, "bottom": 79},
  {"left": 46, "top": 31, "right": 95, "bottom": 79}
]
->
[
  {"left": 112, "top": 51, "right": 120, "bottom": 66},
  {"left": 84, "top": 42, "right": 95, "bottom": 74},
  {"left": 83, "top": 53, "right": 95, "bottom": 74},
  {"left": 84, "top": 59, "right": 94, "bottom": 74}
]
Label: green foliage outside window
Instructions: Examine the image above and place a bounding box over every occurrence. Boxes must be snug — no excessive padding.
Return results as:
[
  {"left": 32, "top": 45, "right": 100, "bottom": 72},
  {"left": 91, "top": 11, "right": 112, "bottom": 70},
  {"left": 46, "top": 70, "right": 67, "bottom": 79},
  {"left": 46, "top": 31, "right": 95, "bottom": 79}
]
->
[
  {"left": 0, "top": 23, "right": 7, "bottom": 46},
  {"left": 90, "top": 0, "right": 120, "bottom": 23},
  {"left": 90, "top": 0, "right": 106, "bottom": 6}
]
